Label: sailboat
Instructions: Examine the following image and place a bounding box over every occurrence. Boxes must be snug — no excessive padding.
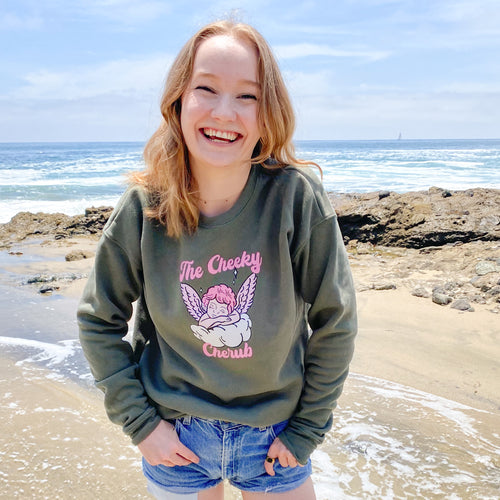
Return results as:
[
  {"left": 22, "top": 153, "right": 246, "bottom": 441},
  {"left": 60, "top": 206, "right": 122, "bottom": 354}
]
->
[{"left": 397, "top": 132, "right": 402, "bottom": 140}]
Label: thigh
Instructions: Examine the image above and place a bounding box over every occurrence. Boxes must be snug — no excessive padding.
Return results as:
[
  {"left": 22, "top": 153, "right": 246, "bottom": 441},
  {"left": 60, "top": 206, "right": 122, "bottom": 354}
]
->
[
  {"left": 147, "top": 480, "right": 224, "bottom": 500},
  {"left": 198, "top": 482, "right": 224, "bottom": 500},
  {"left": 241, "top": 477, "right": 316, "bottom": 500}
]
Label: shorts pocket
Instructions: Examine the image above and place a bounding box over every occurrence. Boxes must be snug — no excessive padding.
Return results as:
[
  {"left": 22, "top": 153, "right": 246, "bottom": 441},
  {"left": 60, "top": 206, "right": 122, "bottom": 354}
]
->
[
  {"left": 269, "top": 419, "right": 288, "bottom": 441},
  {"left": 173, "top": 415, "right": 193, "bottom": 433},
  {"left": 173, "top": 418, "right": 182, "bottom": 433}
]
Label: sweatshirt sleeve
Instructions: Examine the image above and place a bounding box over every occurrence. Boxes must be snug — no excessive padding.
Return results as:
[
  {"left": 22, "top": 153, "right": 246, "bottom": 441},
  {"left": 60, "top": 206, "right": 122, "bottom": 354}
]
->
[
  {"left": 77, "top": 192, "right": 161, "bottom": 445},
  {"left": 278, "top": 212, "right": 357, "bottom": 464}
]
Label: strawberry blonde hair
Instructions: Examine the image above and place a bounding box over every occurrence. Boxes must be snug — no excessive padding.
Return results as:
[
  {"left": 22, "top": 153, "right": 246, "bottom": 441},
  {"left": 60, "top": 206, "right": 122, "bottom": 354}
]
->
[{"left": 130, "top": 19, "right": 319, "bottom": 238}]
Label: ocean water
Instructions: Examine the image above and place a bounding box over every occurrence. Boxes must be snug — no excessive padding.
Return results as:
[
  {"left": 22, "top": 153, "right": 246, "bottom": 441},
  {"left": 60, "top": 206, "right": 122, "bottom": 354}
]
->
[
  {"left": 1, "top": 138, "right": 499, "bottom": 498},
  {"left": 0, "top": 139, "right": 499, "bottom": 224},
  {"left": 1, "top": 310, "right": 499, "bottom": 499}
]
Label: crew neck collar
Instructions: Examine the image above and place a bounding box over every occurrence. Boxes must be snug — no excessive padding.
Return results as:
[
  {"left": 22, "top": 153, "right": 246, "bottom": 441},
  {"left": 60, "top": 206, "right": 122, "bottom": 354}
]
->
[{"left": 198, "top": 165, "right": 259, "bottom": 228}]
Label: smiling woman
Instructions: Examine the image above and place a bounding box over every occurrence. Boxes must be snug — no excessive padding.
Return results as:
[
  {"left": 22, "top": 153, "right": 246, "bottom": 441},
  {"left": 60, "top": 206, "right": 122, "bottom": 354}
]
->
[
  {"left": 129, "top": 20, "right": 313, "bottom": 238},
  {"left": 179, "top": 34, "right": 262, "bottom": 216},
  {"left": 78, "top": 18, "right": 357, "bottom": 500}
]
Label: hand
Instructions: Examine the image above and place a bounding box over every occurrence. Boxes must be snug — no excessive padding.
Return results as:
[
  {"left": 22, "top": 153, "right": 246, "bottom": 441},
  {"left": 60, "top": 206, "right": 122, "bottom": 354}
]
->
[
  {"left": 137, "top": 419, "right": 200, "bottom": 467},
  {"left": 264, "top": 437, "right": 302, "bottom": 476}
]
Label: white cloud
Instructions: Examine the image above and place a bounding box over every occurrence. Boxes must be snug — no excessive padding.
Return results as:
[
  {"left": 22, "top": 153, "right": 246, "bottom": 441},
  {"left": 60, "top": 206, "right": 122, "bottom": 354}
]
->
[
  {"left": 13, "top": 55, "right": 173, "bottom": 100},
  {"left": 437, "top": 82, "right": 500, "bottom": 94},
  {"left": 2, "top": 0, "right": 499, "bottom": 142},
  {"left": 0, "top": 0, "right": 173, "bottom": 30},
  {"left": 0, "top": 52, "right": 174, "bottom": 141},
  {"left": 79, "top": 0, "right": 172, "bottom": 26},
  {"left": 297, "top": 90, "right": 500, "bottom": 140},
  {"left": 3, "top": 71, "right": 499, "bottom": 142},
  {"left": 0, "top": 11, "right": 43, "bottom": 30},
  {"left": 285, "top": 70, "right": 334, "bottom": 100},
  {"left": 0, "top": 93, "right": 161, "bottom": 142},
  {"left": 285, "top": 71, "right": 500, "bottom": 140},
  {"left": 388, "top": 0, "right": 500, "bottom": 50},
  {"left": 434, "top": 0, "right": 500, "bottom": 26},
  {"left": 205, "top": 0, "right": 272, "bottom": 16},
  {"left": 275, "top": 43, "right": 390, "bottom": 62}
]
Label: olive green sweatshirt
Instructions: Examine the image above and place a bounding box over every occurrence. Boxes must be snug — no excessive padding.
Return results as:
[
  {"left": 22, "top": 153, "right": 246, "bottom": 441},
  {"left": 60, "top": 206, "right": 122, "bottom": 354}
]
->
[{"left": 77, "top": 164, "right": 357, "bottom": 465}]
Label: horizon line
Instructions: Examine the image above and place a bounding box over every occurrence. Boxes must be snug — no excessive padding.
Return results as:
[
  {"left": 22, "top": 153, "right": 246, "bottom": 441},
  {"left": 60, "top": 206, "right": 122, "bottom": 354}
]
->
[{"left": 1, "top": 137, "right": 500, "bottom": 145}]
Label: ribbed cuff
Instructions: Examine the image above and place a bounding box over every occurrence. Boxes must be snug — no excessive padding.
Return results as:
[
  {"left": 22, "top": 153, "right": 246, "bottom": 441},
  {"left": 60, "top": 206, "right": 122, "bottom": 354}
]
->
[
  {"left": 129, "top": 412, "right": 163, "bottom": 446},
  {"left": 277, "top": 427, "right": 317, "bottom": 466}
]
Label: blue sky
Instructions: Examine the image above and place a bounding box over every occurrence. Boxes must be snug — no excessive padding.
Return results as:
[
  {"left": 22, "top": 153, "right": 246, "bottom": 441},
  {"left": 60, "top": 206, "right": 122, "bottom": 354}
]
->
[{"left": 1, "top": 0, "right": 499, "bottom": 142}]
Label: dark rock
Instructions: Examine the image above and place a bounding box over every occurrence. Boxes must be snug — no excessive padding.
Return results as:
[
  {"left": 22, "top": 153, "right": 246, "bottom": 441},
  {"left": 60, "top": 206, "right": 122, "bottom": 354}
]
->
[
  {"left": 2, "top": 187, "right": 500, "bottom": 252},
  {"left": 470, "top": 295, "right": 487, "bottom": 304},
  {"left": 65, "top": 249, "right": 94, "bottom": 261},
  {"left": 432, "top": 292, "right": 453, "bottom": 305},
  {"left": 64, "top": 206, "right": 113, "bottom": 236},
  {"left": 24, "top": 273, "right": 85, "bottom": 286},
  {"left": 475, "top": 261, "right": 499, "bottom": 276},
  {"left": 443, "top": 281, "right": 459, "bottom": 292},
  {"left": 0, "top": 206, "right": 113, "bottom": 246},
  {"left": 26, "top": 274, "right": 56, "bottom": 284},
  {"left": 330, "top": 187, "right": 500, "bottom": 248},
  {"left": 406, "top": 214, "right": 426, "bottom": 229},
  {"left": 470, "top": 275, "right": 495, "bottom": 291},
  {"left": 412, "top": 287, "right": 431, "bottom": 298},
  {"left": 373, "top": 283, "right": 397, "bottom": 290},
  {"left": 451, "top": 299, "right": 474, "bottom": 311},
  {"left": 39, "top": 284, "right": 59, "bottom": 294}
]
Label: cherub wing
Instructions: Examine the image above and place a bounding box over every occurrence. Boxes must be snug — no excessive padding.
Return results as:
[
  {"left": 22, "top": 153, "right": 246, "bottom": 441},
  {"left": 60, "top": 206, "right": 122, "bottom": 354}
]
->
[
  {"left": 235, "top": 273, "right": 257, "bottom": 315},
  {"left": 180, "top": 283, "right": 206, "bottom": 321}
]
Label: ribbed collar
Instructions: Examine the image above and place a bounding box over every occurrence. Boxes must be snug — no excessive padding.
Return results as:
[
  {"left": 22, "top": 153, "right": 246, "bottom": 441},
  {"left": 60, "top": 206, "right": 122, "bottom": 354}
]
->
[{"left": 197, "top": 165, "right": 259, "bottom": 228}]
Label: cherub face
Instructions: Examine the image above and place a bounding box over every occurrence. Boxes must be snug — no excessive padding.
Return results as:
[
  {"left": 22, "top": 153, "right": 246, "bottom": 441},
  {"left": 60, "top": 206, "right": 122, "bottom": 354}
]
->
[{"left": 207, "top": 299, "right": 229, "bottom": 318}]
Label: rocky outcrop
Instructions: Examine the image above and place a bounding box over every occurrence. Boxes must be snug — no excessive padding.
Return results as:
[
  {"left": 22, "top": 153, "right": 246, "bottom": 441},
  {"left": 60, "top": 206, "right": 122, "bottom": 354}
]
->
[
  {"left": 1, "top": 187, "right": 499, "bottom": 250},
  {"left": 330, "top": 187, "right": 499, "bottom": 248},
  {"left": 0, "top": 206, "right": 113, "bottom": 248}
]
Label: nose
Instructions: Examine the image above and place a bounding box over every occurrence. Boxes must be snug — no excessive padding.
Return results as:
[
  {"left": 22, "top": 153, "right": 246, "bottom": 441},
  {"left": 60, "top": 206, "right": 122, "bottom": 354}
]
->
[{"left": 211, "top": 94, "right": 236, "bottom": 121}]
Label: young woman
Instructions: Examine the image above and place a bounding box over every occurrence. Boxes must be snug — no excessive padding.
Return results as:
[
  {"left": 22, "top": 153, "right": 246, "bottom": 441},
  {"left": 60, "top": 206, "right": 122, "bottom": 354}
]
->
[{"left": 78, "top": 19, "right": 357, "bottom": 500}]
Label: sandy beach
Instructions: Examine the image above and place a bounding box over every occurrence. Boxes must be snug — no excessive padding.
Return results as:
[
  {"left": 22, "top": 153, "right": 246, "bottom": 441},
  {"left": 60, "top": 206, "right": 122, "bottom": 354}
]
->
[{"left": 1, "top": 221, "right": 499, "bottom": 498}]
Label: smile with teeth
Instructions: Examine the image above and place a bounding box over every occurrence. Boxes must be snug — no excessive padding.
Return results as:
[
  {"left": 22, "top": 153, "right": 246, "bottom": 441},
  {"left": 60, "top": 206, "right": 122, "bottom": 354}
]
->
[{"left": 202, "top": 128, "right": 240, "bottom": 143}]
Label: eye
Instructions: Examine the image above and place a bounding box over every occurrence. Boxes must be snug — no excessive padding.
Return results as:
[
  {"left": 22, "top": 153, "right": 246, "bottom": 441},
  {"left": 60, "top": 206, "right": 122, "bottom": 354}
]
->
[
  {"left": 239, "top": 93, "right": 258, "bottom": 101},
  {"left": 196, "top": 86, "right": 215, "bottom": 94}
]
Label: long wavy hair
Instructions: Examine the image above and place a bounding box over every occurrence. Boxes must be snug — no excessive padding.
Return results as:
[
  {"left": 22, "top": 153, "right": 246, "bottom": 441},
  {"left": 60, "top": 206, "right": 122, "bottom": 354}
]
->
[{"left": 130, "top": 19, "right": 319, "bottom": 238}]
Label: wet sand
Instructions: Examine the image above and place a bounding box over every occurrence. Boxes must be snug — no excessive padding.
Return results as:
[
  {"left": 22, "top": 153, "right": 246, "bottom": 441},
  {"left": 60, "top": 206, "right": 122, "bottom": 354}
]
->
[
  {"left": 0, "top": 235, "right": 499, "bottom": 499},
  {"left": 353, "top": 289, "right": 499, "bottom": 412},
  {"left": 0, "top": 357, "right": 150, "bottom": 499}
]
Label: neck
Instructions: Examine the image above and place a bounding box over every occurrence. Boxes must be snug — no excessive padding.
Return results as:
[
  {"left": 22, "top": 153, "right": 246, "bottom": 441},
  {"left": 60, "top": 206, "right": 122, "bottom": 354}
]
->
[
  {"left": 192, "top": 162, "right": 252, "bottom": 217},
  {"left": 196, "top": 191, "right": 242, "bottom": 217}
]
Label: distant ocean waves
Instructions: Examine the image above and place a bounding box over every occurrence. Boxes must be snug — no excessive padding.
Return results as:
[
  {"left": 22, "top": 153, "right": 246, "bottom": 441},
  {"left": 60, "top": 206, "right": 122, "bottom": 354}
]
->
[
  {"left": 0, "top": 139, "right": 499, "bottom": 223},
  {"left": 299, "top": 139, "right": 500, "bottom": 193},
  {"left": 0, "top": 142, "right": 143, "bottom": 223}
]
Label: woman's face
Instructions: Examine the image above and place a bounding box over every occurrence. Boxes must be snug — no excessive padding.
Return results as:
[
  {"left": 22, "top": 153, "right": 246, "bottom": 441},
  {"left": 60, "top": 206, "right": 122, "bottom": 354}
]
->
[{"left": 180, "top": 35, "right": 261, "bottom": 176}]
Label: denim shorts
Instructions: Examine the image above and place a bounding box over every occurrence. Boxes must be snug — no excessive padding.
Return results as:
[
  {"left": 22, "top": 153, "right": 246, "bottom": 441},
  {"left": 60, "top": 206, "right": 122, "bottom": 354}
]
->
[{"left": 142, "top": 416, "right": 312, "bottom": 494}]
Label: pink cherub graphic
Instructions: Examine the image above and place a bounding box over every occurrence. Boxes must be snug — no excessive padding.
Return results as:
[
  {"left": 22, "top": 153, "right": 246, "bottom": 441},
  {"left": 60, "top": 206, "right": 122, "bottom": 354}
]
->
[
  {"left": 199, "top": 284, "right": 240, "bottom": 329},
  {"left": 180, "top": 274, "right": 257, "bottom": 348}
]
